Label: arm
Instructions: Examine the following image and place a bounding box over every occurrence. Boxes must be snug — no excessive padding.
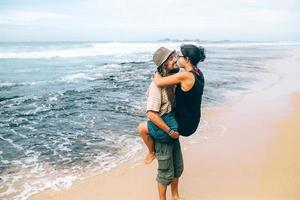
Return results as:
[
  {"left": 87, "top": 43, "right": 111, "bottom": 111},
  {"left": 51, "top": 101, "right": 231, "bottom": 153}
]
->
[
  {"left": 154, "top": 71, "right": 189, "bottom": 87},
  {"left": 146, "top": 111, "right": 170, "bottom": 133},
  {"left": 146, "top": 82, "right": 179, "bottom": 138},
  {"left": 147, "top": 111, "right": 179, "bottom": 139}
]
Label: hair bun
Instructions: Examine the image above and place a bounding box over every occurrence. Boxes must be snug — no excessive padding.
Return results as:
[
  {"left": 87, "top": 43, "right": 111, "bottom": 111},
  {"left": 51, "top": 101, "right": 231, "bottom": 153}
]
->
[
  {"left": 180, "top": 44, "right": 206, "bottom": 66},
  {"left": 198, "top": 46, "right": 206, "bottom": 62}
]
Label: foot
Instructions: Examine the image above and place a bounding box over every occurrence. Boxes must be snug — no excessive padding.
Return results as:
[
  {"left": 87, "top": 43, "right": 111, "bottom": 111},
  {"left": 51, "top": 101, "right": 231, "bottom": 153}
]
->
[
  {"left": 144, "top": 152, "right": 156, "bottom": 164},
  {"left": 172, "top": 196, "right": 184, "bottom": 200}
]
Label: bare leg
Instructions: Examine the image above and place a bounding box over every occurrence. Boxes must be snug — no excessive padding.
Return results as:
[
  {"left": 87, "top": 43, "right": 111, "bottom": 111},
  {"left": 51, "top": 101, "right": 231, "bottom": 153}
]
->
[
  {"left": 171, "top": 178, "right": 181, "bottom": 200},
  {"left": 157, "top": 181, "right": 167, "bottom": 200},
  {"left": 137, "top": 122, "right": 155, "bottom": 164}
]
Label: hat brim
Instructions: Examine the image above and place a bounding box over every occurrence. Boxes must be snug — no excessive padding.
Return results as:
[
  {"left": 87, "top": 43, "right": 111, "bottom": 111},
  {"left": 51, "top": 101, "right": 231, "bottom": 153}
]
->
[{"left": 159, "top": 50, "right": 175, "bottom": 67}]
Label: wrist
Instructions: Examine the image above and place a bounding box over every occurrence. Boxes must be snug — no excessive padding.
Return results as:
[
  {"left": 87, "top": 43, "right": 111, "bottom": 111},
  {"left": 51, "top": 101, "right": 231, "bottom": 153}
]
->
[{"left": 167, "top": 128, "right": 175, "bottom": 136}]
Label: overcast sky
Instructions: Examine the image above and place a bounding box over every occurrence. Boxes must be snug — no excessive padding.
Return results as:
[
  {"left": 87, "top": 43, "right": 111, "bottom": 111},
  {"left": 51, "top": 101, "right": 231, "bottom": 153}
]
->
[{"left": 0, "top": 0, "right": 299, "bottom": 41}]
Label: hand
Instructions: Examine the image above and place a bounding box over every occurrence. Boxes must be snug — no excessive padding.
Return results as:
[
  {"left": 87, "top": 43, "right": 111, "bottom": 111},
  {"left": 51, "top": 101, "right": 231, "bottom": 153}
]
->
[{"left": 169, "top": 131, "right": 180, "bottom": 139}]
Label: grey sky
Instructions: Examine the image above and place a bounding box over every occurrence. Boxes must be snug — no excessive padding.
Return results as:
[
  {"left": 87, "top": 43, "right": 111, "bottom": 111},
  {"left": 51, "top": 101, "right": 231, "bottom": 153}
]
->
[{"left": 0, "top": 0, "right": 299, "bottom": 41}]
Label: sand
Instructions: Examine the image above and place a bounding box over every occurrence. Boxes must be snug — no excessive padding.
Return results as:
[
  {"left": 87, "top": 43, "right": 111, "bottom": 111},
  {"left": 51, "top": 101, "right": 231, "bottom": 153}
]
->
[{"left": 30, "top": 52, "right": 300, "bottom": 200}]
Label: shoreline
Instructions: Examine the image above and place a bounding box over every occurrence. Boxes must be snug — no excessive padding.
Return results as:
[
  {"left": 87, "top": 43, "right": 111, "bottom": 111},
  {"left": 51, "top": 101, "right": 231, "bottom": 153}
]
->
[{"left": 29, "top": 52, "right": 300, "bottom": 200}]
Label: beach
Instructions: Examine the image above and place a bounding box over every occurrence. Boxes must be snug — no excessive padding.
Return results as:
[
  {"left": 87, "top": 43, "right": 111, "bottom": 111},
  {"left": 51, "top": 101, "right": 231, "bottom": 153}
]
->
[
  {"left": 27, "top": 52, "right": 300, "bottom": 199},
  {"left": 1, "top": 0, "right": 300, "bottom": 199},
  {"left": 1, "top": 41, "right": 300, "bottom": 200}
]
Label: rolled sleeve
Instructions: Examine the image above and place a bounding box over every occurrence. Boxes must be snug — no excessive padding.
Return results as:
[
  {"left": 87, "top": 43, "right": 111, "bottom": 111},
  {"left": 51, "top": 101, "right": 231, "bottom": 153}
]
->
[{"left": 146, "top": 81, "right": 161, "bottom": 113}]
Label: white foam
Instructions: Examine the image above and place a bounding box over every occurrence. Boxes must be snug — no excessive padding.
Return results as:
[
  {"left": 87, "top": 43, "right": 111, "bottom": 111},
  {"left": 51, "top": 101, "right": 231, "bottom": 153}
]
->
[
  {"left": 1, "top": 159, "right": 9, "bottom": 164},
  {"left": 48, "top": 95, "right": 58, "bottom": 102},
  {"left": 15, "top": 68, "right": 41, "bottom": 73},
  {"left": 0, "top": 82, "right": 19, "bottom": 88},
  {"left": 0, "top": 136, "right": 24, "bottom": 150},
  {"left": 1, "top": 41, "right": 300, "bottom": 59},
  {"left": 57, "top": 143, "right": 72, "bottom": 152},
  {"left": 0, "top": 184, "right": 17, "bottom": 199},
  {"left": 0, "top": 42, "right": 181, "bottom": 59},
  {"left": 60, "top": 73, "right": 96, "bottom": 82},
  {"left": 0, "top": 81, "right": 49, "bottom": 89},
  {"left": 23, "top": 103, "right": 50, "bottom": 115},
  {"left": 23, "top": 154, "right": 38, "bottom": 165},
  {"left": 11, "top": 129, "right": 28, "bottom": 139},
  {"left": 22, "top": 125, "right": 37, "bottom": 132},
  {"left": 0, "top": 132, "right": 144, "bottom": 200}
]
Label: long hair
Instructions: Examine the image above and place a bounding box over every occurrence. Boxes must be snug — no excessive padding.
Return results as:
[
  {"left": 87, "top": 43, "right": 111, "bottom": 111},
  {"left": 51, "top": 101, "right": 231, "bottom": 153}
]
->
[{"left": 157, "top": 63, "right": 175, "bottom": 107}]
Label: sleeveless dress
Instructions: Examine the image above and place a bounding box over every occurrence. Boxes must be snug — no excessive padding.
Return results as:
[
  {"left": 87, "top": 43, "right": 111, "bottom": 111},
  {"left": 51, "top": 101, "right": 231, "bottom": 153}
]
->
[{"left": 175, "top": 70, "right": 205, "bottom": 136}]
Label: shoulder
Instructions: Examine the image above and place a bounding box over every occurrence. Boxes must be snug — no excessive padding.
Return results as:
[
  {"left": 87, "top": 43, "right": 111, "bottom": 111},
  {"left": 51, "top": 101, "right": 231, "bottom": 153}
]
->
[
  {"left": 147, "top": 81, "right": 161, "bottom": 96},
  {"left": 180, "top": 71, "right": 194, "bottom": 79},
  {"left": 172, "top": 71, "right": 193, "bottom": 80},
  {"left": 180, "top": 71, "right": 195, "bottom": 84},
  {"left": 149, "top": 81, "right": 161, "bottom": 90}
]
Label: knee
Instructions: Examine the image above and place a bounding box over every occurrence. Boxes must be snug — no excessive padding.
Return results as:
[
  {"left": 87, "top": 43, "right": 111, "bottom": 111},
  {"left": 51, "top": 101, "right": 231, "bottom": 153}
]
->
[
  {"left": 136, "top": 123, "right": 143, "bottom": 134},
  {"left": 137, "top": 122, "right": 147, "bottom": 135}
]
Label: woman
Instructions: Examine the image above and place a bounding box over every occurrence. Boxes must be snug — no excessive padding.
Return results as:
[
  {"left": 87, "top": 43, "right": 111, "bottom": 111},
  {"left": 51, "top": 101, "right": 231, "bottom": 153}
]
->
[{"left": 154, "top": 44, "right": 205, "bottom": 137}]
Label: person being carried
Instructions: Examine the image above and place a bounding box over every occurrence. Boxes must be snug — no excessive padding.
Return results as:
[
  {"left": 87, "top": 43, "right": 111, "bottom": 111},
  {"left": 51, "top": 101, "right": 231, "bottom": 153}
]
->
[{"left": 154, "top": 44, "right": 205, "bottom": 137}]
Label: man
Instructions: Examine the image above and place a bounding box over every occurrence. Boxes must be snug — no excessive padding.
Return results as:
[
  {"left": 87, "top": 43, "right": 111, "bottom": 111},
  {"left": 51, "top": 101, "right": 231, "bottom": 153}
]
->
[{"left": 137, "top": 47, "right": 184, "bottom": 200}]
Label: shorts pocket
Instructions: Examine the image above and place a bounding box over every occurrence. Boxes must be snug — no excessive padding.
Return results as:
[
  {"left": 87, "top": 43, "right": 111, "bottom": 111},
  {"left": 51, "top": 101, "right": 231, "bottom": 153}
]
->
[{"left": 157, "top": 155, "right": 171, "bottom": 170}]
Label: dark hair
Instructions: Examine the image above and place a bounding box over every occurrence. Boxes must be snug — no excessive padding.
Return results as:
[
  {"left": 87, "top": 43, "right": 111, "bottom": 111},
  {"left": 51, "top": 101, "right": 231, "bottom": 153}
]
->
[{"left": 180, "top": 44, "right": 206, "bottom": 66}]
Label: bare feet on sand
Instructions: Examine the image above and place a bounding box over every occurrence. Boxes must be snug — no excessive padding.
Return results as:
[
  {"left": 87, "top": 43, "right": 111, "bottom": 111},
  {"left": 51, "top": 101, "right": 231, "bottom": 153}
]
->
[
  {"left": 144, "top": 152, "right": 155, "bottom": 164},
  {"left": 172, "top": 196, "right": 184, "bottom": 200}
]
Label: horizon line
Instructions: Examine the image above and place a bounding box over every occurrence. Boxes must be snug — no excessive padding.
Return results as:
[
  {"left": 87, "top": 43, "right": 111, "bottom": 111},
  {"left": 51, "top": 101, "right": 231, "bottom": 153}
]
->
[{"left": 1, "top": 39, "right": 300, "bottom": 43}]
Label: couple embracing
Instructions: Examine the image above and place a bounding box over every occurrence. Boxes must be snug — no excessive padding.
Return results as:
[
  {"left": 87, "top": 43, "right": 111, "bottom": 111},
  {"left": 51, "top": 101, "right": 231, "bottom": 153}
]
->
[{"left": 137, "top": 44, "right": 206, "bottom": 200}]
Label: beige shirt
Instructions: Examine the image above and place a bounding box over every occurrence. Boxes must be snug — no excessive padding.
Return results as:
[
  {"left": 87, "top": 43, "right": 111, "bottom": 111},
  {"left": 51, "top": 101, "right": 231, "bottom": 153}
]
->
[{"left": 146, "top": 81, "right": 174, "bottom": 116}]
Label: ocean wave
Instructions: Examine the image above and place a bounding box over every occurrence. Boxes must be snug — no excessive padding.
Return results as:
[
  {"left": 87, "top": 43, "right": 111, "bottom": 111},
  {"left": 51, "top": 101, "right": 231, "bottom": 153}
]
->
[
  {"left": 0, "top": 41, "right": 300, "bottom": 59},
  {"left": 0, "top": 81, "right": 49, "bottom": 90},
  {"left": 0, "top": 136, "right": 24, "bottom": 151},
  {"left": 0, "top": 69, "right": 109, "bottom": 90},
  {"left": 0, "top": 42, "right": 180, "bottom": 59},
  {"left": 0, "top": 96, "right": 22, "bottom": 102},
  {"left": 0, "top": 133, "right": 142, "bottom": 200},
  {"left": 60, "top": 73, "right": 97, "bottom": 82},
  {"left": 0, "top": 82, "right": 22, "bottom": 89}
]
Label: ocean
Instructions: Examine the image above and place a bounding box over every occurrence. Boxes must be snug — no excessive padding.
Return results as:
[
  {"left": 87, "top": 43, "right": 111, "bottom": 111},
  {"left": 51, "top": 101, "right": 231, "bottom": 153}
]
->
[{"left": 0, "top": 41, "right": 300, "bottom": 199}]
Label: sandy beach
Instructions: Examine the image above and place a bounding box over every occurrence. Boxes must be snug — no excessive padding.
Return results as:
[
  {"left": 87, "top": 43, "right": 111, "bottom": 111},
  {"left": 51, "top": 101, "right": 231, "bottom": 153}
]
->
[{"left": 29, "top": 52, "right": 300, "bottom": 200}]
